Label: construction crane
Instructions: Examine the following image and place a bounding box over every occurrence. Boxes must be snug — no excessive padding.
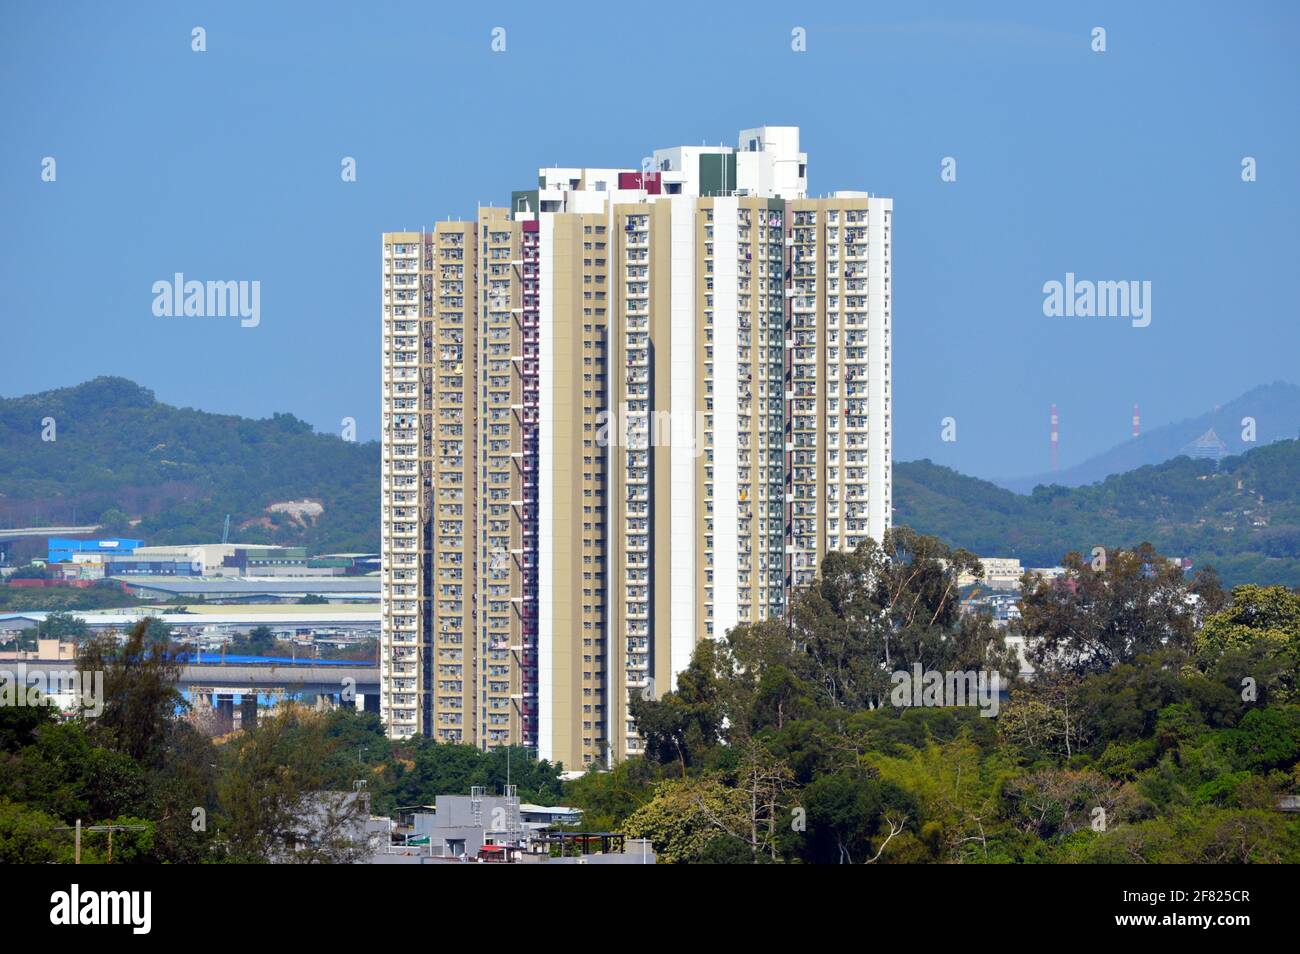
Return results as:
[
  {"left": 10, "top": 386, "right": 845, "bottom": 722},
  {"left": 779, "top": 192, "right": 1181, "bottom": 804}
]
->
[{"left": 222, "top": 514, "right": 230, "bottom": 544}]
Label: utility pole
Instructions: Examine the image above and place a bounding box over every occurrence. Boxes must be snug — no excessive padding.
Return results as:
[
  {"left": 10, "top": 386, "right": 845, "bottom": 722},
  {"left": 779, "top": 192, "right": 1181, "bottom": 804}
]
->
[{"left": 54, "top": 820, "right": 149, "bottom": 863}]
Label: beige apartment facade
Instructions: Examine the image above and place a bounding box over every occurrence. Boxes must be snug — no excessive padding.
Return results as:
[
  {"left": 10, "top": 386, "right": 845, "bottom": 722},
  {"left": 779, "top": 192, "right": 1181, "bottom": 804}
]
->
[
  {"left": 382, "top": 127, "right": 892, "bottom": 771},
  {"left": 379, "top": 224, "right": 477, "bottom": 742}
]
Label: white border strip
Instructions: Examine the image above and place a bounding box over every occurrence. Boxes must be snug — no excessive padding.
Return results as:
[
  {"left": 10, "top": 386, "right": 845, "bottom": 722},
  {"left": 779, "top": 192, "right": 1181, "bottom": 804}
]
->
[
  {"left": 537, "top": 214, "right": 555, "bottom": 761},
  {"left": 712, "top": 198, "right": 739, "bottom": 638},
  {"left": 669, "top": 196, "right": 697, "bottom": 682}
]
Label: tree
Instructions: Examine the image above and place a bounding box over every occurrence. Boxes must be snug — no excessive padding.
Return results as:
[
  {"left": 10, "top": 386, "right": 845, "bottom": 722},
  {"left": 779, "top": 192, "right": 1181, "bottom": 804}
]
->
[
  {"left": 621, "top": 775, "right": 747, "bottom": 864},
  {"left": 140, "top": 617, "right": 172, "bottom": 644},
  {"left": 0, "top": 700, "right": 55, "bottom": 753},
  {"left": 629, "top": 639, "right": 723, "bottom": 774},
  {"left": 563, "top": 759, "right": 661, "bottom": 831},
  {"left": 38, "top": 611, "right": 88, "bottom": 641},
  {"left": 382, "top": 736, "right": 564, "bottom": 811},
  {"left": 213, "top": 706, "right": 354, "bottom": 862},
  {"left": 1222, "top": 708, "right": 1300, "bottom": 774},
  {"left": 246, "top": 625, "right": 276, "bottom": 653},
  {"left": 791, "top": 529, "right": 1017, "bottom": 712},
  {"left": 0, "top": 799, "right": 72, "bottom": 864},
  {"left": 710, "top": 620, "right": 816, "bottom": 740},
  {"left": 999, "top": 676, "right": 1091, "bottom": 762},
  {"left": 144, "top": 719, "right": 218, "bottom": 864},
  {"left": 1003, "top": 767, "right": 1130, "bottom": 841},
  {"left": 98, "top": 508, "right": 132, "bottom": 536},
  {"left": 725, "top": 740, "right": 795, "bottom": 862},
  {"left": 77, "top": 619, "right": 184, "bottom": 767},
  {"left": 1019, "top": 543, "right": 1213, "bottom": 675},
  {"left": 1072, "top": 649, "right": 1239, "bottom": 751},
  {"left": 1069, "top": 807, "right": 1299, "bottom": 864},
  {"left": 8, "top": 564, "right": 50, "bottom": 581},
  {"left": 1194, "top": 585, "right": 1300, "bottom": 703},
  {"left": 3, "top": 719, "right": 147, "bottom": 824},
  {"left": 798, "top": 768, "right": 915, "bottom": 864},
  {"left": 867, "top": 736, "right": 1006, "bottom": 863}
]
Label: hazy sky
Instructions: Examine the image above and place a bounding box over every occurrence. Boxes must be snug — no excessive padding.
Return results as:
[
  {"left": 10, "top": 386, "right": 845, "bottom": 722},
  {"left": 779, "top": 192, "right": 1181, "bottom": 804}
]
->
[{"left": 2, "top": 0, "right": 1296, "bottom": 480}]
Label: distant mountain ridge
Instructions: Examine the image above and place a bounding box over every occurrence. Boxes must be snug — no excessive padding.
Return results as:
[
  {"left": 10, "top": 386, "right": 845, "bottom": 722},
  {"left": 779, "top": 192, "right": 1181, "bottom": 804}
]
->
[
  {"left": 997, "top": 382, "right": 1300, "bottom": 493},
  {"left": 3, "top": 378, "right": 1297, "bottom": 588},
  {"left": 896, "top": 438, "right": 1300, "bottom": 587}
]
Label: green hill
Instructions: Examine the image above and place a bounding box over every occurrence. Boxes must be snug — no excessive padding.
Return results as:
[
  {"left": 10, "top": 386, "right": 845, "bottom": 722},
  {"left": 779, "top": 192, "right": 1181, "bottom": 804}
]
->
[
  {"left": 0, "top": 377, "right": 380, "bottom": 554},
  {"left": 3, "top": 378, "right": 1297, "bottom": 587},
  {"left": 896, "top": 439, "right": 1300, "bottom": 587}
]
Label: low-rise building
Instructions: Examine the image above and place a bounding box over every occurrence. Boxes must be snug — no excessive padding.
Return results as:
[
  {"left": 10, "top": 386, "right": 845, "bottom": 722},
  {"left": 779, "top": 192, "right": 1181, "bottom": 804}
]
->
[
  {"left": 0, "top": 637, "right": 76, "bottom": 662},
  {"left": 368, "top": 791, "right": 649, "bottom": 864},
  {"left": 408, "top": 790, "right": 526, "bottom": 859},
  {"left": 111, "top": 576, "right": 379, "bottom": 603},
  {"left": 957, "top": 557, "right": 1024, "bottom": 590},
  {"left": 1027, "top": 566, "right": 1068, "bottom": 582},
  {"left": 47, "top": 538, "right": 142, "bottom": 563}
]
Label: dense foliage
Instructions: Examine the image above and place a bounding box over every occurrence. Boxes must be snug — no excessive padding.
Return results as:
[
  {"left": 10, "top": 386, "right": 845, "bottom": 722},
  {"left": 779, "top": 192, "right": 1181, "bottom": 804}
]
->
[
  {"left": 0, "top": 618, "right": 564, "bottom": 862},
  {"left": 0, "top": 578, "right": 166, "bottom": 613},
  {"left": 568, "top": 531, "right": 1300, "bottom": 863},
  {"left": 896, "top": 438, "right": 1300, "bottom": 587},
  {"left": 2, "top": 531, "right": 1297, "bottom": 864}
]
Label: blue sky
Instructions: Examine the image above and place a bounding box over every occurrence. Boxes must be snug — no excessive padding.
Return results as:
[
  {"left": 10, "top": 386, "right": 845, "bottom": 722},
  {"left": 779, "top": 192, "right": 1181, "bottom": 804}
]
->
[{"left": 2, "top": 0, "right": 1296, "bottom": 480}]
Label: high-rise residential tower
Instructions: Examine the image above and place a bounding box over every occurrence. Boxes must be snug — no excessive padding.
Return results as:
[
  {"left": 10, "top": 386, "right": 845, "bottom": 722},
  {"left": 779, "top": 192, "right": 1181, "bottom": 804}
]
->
[{"left": 381, "top": 126, "right": 892, "bottom": 769}]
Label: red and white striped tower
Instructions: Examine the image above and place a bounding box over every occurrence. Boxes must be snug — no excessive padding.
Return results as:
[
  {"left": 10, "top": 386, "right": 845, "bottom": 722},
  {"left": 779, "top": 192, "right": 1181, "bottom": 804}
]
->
[
  {"left": 1132, "top": 403, "right": 1140, "bottom": 438},
  {"left": 1050, "top": 404, "right": 1059, "bottom": 471}
]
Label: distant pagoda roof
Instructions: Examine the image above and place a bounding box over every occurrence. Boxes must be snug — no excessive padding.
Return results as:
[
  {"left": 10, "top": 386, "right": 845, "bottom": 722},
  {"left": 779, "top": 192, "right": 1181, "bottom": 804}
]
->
[{"left": 1182, "top": 428, "right": 1228, "bottom": 461}]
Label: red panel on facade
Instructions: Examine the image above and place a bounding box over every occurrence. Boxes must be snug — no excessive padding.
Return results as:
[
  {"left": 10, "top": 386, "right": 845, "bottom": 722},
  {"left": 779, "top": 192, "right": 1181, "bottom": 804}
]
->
[{"left": 617, "top": 171, "right": 661, "bottom": 194}]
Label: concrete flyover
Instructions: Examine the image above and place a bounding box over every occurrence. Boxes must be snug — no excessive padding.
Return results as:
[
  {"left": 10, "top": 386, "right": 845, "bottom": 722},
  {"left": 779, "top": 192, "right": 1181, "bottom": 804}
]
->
[
  {"left": 178, "top": 662, "right": 379, "bottom": 694},
  {"left": 0, "top": 657, "right": 379, "bottom": 695},
  {"left": 178, "top": 662, "right": 380, "bottom": 732},
  {"left": 0, "top": 525, "right": 101, "bottom": 541},
  {"left": 0, "top": 655, "right": 380, "bottom": 732}
]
